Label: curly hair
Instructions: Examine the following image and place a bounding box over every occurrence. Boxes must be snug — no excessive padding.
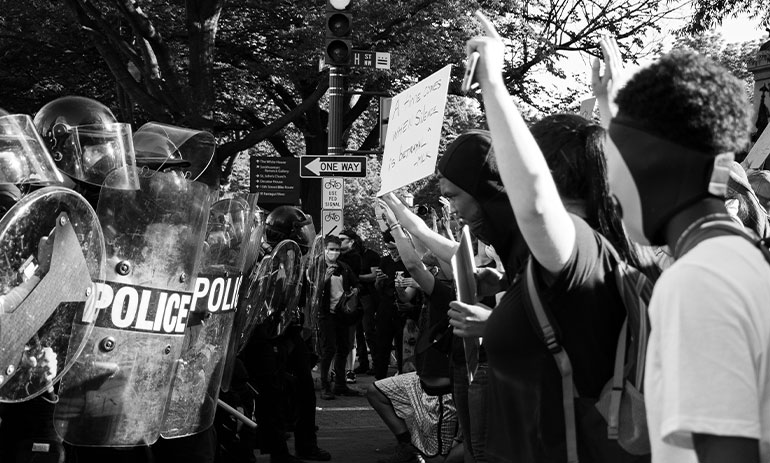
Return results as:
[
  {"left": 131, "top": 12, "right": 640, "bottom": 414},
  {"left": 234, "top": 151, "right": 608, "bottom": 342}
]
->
[{"left": 615, "top": 49, "right": 751, "bottom": 155}]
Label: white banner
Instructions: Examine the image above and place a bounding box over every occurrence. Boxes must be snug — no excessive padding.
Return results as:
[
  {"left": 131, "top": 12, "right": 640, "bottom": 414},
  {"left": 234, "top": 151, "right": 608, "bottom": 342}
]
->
[{"left": 377, "top": 65, "right": 452, "bottom": 196}]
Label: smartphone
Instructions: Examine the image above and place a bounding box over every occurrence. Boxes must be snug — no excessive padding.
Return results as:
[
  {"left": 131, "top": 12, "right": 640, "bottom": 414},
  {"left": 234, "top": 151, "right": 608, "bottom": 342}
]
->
[{"left": 461, "top": 51, "right": 480, "bottom": 93}]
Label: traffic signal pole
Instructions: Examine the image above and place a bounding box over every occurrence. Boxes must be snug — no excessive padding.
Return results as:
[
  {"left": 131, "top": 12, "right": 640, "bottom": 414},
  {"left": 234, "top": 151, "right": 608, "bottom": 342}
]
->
[{"left": 328, "top": 66, "right": 345, "bottom": 156}]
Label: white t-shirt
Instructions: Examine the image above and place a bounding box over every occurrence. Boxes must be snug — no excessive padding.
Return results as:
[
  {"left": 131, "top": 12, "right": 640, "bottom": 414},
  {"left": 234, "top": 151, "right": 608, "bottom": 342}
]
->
[{"left": 645, "top": 236, "right": 770, "bottom": 462}]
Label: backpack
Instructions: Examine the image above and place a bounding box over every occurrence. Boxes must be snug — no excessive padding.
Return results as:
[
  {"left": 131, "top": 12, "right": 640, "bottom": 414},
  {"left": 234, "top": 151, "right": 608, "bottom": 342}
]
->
[{"left": 522, "top": 234, "right": 654, "bottom": 463}]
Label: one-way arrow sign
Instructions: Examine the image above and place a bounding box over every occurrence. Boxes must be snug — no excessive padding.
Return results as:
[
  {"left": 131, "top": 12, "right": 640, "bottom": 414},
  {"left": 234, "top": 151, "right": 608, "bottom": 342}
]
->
[{"left": 300, "top": 155, "right": 367, "bottom": 178}]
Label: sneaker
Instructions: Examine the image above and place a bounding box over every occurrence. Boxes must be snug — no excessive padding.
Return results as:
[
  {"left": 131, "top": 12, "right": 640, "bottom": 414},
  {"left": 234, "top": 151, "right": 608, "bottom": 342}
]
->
[
  {"left": 345, "top": 370, "right": 356, "bottom": 383},
  {"left": 296, "top": 446, "right": 332, "bottom": 461},
  {"left": 320, "top": 388, "right": 335, "bottom": 400},
  {"left": 332, "top": 385, "right": 365, "bottom": 397},
  {"left": 377, "top": 442, "right": 418, "bottom": 463}
]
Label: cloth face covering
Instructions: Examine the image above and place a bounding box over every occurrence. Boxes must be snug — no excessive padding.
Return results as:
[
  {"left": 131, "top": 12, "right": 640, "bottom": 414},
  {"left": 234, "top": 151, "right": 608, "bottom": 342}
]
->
[
  {"left": 606, "top": 118, "right": 733, "bottom": 245},
  {"left": 437, "top": 130, "right": 528, "bottom": 275}
]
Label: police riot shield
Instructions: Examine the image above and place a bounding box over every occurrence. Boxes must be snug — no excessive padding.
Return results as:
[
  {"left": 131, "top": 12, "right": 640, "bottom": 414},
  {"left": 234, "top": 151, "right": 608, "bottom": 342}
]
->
[
  {"left": 133, "top": 122, "right": 215, "bottom": 184},
  {"left": 54, "top": 167, "right": 211, "bottom": 446},
  {"left": 161, "top": 197, "right": 252, "bottom": 439},
  {"left": 302, "top": 234, "right": 325, "bottom": 353},
  {"left": 0, "top": 114, "right": 64, "bottom": 186},
  {"left": 254, "top": 240, "right": 303, "bottom": 339},
  {"left": 0, "top": 187, "right": 103, "bottom": 402},
  {"left": 220, "top": 205, "right": 264, "bottom": 392}
]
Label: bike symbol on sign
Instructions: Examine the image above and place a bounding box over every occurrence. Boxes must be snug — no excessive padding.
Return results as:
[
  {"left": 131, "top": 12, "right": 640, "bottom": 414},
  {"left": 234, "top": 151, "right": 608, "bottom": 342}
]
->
[
  {"left": 324, "top": 211, "right": 341, "bottom": 222},
  {"left": 324, "top": 179, "right": 342, "bottom": 190}
]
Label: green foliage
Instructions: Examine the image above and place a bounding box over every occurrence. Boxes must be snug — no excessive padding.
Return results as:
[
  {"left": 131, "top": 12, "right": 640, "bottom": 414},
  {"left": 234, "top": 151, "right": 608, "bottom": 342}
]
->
[{"left": 683, "top": 1, "right": 770, "bottom": 34}]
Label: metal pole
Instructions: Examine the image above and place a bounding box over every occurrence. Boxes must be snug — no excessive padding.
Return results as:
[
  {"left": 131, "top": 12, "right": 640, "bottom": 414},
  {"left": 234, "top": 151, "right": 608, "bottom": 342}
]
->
[{"left": 328, "top": 66, "right": 345, "bottom": 156}]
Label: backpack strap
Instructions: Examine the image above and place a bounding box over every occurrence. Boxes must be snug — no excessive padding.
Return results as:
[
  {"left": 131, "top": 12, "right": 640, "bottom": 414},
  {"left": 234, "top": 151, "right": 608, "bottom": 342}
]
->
[
  {"left": 607, "top": 319, "right": 628, "bottom": 440},
  {"left": 524, "top": 259, "right": 580, "bottom": 463}
]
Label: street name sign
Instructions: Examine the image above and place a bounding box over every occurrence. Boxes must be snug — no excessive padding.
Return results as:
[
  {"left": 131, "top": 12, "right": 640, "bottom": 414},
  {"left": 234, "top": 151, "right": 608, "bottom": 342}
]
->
[
  {"left": 351, "top": 50, "right": 391, "bottom": 70},
  {"left": 300, "top": 155, "right": 367, "bottom": 178}
]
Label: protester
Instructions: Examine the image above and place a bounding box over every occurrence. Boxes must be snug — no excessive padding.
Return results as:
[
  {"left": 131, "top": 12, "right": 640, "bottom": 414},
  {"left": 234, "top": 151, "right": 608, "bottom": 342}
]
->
[
  {"left": 318, "top": 234, "right": 363, "bottom": 399},
  {"left": 367, "top": 199, "right": 459, "bottom": 463},
  {"left": 447, "top": 12, "right": 643, "bottom": 463},
  {"left": 599, "top": 43, "right": 770, "bottom": 462},
  {"left": 339, "top": 229, "right": 380, "bottom": 376},
  {"left": 373, "top": 230, "right": 419, "bottom": 380}
]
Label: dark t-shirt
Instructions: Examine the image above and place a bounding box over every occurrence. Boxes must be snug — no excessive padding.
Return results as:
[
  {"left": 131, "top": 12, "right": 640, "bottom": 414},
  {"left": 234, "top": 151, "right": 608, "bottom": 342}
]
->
[
  {"left": 482, "top": 215, "right": 625, "bottom": 463},
  {"left": 415, "top": 279, "right": 452, "bottom": 379},
  {"left": 339, "top": 249, "right": 362, "bottom": 276},
  {"left": 377, "top": 255, "right": 409, "bottom": 307},
  {"left": 360, "top": 248, "right": 381, "bottom": 296}
]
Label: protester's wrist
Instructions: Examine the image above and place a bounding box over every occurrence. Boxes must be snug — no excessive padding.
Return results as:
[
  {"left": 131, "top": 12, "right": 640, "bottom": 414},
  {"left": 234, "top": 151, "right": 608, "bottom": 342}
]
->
[{"left": 389, "top": 222, "right": 402, "bottom": 232}]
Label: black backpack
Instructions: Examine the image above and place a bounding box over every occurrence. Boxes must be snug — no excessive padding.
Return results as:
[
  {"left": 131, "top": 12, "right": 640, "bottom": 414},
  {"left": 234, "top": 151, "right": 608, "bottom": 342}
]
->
[{"left": 523, "top": 234, "right": 653, "bottom": 463}]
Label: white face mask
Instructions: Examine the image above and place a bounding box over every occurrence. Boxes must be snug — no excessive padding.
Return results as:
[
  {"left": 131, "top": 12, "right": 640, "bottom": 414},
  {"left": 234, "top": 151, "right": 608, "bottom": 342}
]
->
[{"left": 325, "top": 249, "right": 340, "bottom": 261}]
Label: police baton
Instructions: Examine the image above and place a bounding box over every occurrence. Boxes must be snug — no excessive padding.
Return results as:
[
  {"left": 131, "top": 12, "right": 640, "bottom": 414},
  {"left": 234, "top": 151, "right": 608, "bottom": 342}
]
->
[{"left": 217, "top": 399, "right": 258, "bottom": 429}]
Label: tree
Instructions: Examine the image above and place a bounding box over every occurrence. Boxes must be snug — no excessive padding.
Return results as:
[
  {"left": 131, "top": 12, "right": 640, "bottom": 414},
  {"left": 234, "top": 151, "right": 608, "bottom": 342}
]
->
[{"left": 683, "top": 1, "right": 770, "bottom": 35}]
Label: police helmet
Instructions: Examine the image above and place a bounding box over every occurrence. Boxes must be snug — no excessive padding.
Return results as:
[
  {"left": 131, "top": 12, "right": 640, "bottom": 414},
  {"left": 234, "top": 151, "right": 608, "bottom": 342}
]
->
[{"left": 265, "top": 205, "right": 315, "bottom": 251}]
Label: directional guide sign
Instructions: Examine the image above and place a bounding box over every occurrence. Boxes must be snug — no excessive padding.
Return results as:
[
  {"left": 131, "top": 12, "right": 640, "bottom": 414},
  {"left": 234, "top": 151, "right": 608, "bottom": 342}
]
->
[{"left": 300, "top": 155, "right": 367, "bottom": 178}]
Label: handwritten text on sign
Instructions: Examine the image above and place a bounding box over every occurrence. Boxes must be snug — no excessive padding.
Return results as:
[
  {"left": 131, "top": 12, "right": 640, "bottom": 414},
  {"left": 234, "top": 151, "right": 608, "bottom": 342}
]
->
[{"left": 377, "top": 65, "right": 452, "bottom": 196}]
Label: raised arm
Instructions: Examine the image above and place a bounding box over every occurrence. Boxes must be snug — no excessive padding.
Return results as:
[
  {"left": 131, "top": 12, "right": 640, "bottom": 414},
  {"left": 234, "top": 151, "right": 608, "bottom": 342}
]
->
[
  {"left": 467, "top": 11, "right": 574, "bottom": 274},
  {"left": 381, "top": 193, "right": 458, "bottom": 265},
  {"left": 379, "top": 199, "right": 435, "bottom": 294},
  {"left": 592, "top": 35, "right": 626, "bottom": 129}
]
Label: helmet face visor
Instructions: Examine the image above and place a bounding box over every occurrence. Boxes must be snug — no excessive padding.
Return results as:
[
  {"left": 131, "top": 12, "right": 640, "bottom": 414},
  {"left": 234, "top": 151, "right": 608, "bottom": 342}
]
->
[
  {"left": 133, "top": 122, "right": 215, "bottom": 184},
  {"left": 55, "top": 123, "right": 135, "bottom": 187},
  {"left": 0, "top": 115, "right": 63, "bottom": 186}
]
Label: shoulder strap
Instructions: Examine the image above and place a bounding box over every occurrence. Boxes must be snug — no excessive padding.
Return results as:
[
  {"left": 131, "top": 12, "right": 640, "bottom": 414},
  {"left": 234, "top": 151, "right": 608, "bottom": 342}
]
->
[{"left": 524, "top": 259, "right": 580, "bottom": 463}]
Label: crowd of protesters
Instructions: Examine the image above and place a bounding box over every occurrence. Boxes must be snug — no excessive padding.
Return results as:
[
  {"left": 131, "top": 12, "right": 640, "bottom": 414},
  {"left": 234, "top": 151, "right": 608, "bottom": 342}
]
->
[{"left": 3, "top": 7, "right": 770, "bottom": 463}]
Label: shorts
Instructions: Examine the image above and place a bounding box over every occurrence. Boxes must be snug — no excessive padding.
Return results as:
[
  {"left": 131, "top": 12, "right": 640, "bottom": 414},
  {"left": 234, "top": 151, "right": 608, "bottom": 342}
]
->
[{"left": 374, "top": 372, "right": 458, "bottom": 457}]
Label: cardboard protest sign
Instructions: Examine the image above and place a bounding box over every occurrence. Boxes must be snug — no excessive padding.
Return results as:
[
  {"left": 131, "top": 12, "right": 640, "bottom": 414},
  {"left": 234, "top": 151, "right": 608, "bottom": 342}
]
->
[
  {"left": 376, "top": 65, "right": 452, "bottom": 196},
  {"left": 743, "top": 126, "right": 770, "bottom": 169},
  {"left": 579, "top": 97, "right": 596, "bottom": 120}
]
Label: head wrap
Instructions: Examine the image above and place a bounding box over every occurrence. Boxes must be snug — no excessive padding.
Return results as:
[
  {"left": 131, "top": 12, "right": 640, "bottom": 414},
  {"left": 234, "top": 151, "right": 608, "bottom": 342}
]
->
[{"left": 437, "top": 130, "right": 528, "bottom": 275}]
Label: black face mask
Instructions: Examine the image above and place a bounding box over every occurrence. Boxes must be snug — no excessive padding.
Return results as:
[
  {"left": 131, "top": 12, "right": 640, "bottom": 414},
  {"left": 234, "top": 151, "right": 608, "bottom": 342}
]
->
[
  {"left": 438, "top": 130, "right": 529, "bottom": 276},
  {"left": 607, "top": 118, "right": 733, "bottom": 245}
]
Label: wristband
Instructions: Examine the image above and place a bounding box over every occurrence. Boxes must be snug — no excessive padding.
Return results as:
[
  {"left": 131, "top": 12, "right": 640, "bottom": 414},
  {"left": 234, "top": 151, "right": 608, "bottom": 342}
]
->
[{"left": 389, "top": 223, "right": 402, "bottom": 232}]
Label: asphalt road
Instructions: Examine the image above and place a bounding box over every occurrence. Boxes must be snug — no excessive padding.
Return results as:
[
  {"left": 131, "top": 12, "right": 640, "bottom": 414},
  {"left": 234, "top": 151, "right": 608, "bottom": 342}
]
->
[{"left": 253, "top": 370, "right": 399, "bottom": 463}]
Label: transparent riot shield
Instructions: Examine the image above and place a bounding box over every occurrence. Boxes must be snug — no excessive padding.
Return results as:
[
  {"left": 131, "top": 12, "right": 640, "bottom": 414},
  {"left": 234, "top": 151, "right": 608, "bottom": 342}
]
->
[
  {"left": 0, "top": 187, "right": 103, "bottom": 402},
  {"left": 0, "top": 114, "right": 64, "bottom": 186},
  {"left": 234, "top": 254, "right": 271, "bottom": 355},
  {"left": 220, "top": 206, "right": 264, "bottom": 392},
  {"left": 302, "top": 234, "right": 325, "bottom": 354},
  {"left": 253, "top": 240, "right": 303, "bottom": 339},
  {"left": 133, "top": 123, "right": 215, "bottom": 183},
  {"left": 161, "top": 197, "right": 252, "bottom": 439},
  {"left": 54, "top": 167, "right": 211, "bottom": 447}
]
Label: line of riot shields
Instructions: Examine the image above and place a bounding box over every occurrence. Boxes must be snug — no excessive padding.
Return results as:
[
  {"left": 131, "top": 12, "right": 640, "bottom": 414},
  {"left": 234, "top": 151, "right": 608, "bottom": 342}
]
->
[{"left": 0, "top": 97, "right": 327, "bottom": 449}]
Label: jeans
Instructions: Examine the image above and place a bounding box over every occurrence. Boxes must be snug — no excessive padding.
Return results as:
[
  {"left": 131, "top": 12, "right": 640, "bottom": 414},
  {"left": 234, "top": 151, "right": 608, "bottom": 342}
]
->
[
  {"left": 453, "top": 359, "right": 489, "bottom": 462},
  {"left": 319, "top": 314, "right": 351, "bottom": 389}
]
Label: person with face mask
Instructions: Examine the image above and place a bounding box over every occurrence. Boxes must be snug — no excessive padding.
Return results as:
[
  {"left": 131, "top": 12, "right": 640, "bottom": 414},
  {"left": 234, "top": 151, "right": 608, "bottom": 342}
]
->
[
  {"left": 448, "top": 12, "right": 643, "bottom": 463},
  {"left": 318, "top": 235, "right": 362, "bottom": 400},
  {"left": 596, "top": 38, "right": 770, "bottom": 463}
]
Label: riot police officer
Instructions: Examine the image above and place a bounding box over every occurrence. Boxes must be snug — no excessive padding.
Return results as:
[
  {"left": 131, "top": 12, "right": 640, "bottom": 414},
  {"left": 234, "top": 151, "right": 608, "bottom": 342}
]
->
[{"left": 240, "top": 205, "right": 331, "bottom": 463}]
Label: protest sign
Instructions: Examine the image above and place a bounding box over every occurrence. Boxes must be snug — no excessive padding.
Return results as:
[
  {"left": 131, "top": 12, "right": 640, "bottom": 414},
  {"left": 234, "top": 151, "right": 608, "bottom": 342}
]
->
[
  {"left": 743, "top": 126, "right": 770, "bottom": 169},
  {"left": 376, "top": 65, "right": 452, "bottom": 196}
]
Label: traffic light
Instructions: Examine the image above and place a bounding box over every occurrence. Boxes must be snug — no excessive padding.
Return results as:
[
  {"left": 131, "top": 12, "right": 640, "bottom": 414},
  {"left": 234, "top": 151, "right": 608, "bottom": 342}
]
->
[{"left": 325, "top": 0, "right": 352, "bottom": 66}]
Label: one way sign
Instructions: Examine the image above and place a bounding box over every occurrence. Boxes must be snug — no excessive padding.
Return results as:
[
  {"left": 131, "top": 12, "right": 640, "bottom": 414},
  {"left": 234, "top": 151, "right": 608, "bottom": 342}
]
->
[{"left": 300, "top": 156, "right": 368, "bottom": 178}]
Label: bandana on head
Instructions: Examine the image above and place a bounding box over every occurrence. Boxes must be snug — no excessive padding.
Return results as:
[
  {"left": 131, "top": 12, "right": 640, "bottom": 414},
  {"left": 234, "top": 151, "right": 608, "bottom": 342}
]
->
[
  {"left": 607, "top": 117, "right": 733, "bottom": 245},
  {"left": 437, "top": 130, "right": 528, "bottom": 275}
]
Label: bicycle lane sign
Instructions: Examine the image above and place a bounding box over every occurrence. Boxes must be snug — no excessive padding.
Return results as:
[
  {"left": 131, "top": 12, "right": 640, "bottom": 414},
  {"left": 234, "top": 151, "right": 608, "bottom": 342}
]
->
[
  {"left": 322, "top": 209, "right": 344, "bottom": 237},
  {"left": 322, "top": 178, "right": 344, "bottom": 210}
]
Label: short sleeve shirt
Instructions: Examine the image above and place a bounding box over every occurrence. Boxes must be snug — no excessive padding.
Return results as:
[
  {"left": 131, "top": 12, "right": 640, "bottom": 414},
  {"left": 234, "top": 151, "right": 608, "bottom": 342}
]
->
[
  {"left": 482, "top": 215, "right": 626, "bottom": 463},
  {"left": 644, "top": 236, "right": 770, "bottom": 462}
]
